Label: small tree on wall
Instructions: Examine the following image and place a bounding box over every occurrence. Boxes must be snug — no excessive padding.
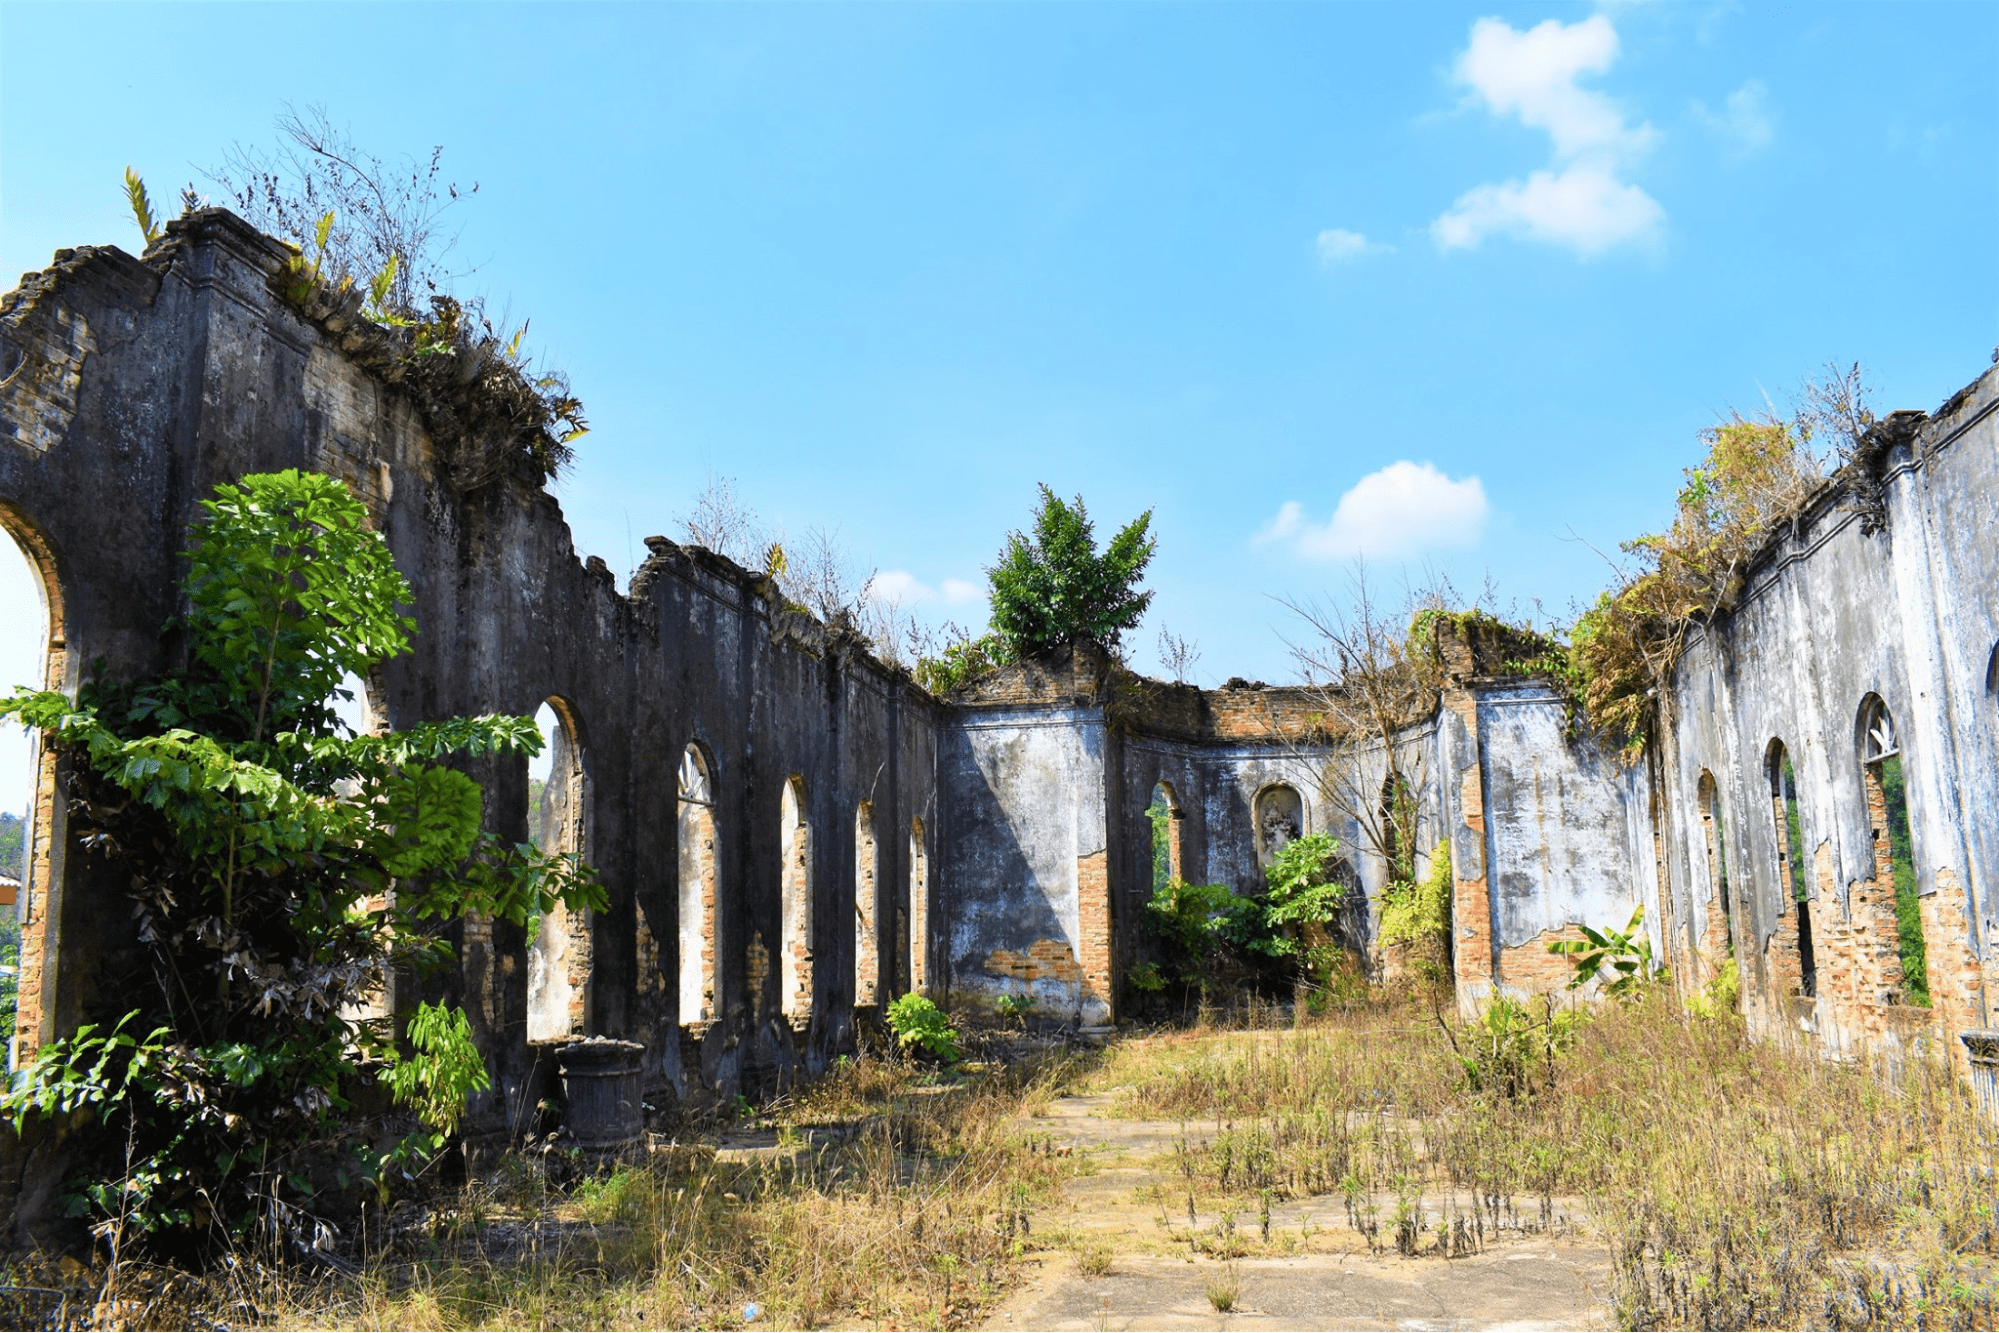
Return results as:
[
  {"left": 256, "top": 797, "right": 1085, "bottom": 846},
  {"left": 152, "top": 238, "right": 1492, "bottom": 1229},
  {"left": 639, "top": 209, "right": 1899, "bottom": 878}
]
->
[
  {"left": 0, "top": 470, "right": 601, "bottom": 1260},
  {"left": 988, "top": 485, "right": 1157, "bottom": 660}
]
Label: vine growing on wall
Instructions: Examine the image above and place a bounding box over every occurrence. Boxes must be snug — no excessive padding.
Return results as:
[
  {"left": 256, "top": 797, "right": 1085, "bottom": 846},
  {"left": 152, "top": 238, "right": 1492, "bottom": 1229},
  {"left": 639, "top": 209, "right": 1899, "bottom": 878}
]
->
[{"left": 0, "top": 470, "right": 602, "bottom": 1260}]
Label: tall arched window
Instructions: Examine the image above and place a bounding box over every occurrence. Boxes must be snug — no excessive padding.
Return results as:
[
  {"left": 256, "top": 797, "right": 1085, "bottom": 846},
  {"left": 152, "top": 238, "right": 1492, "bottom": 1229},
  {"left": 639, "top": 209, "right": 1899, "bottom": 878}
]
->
[
  {"left": 1859, "top": 696, "right": 1927, "bottom": 1007},
  {"left": 1767, "top": 740, "right": 1815, "bottom": 999},
  {"left": 854, "top": 801, "right": 880, "bottom": 1007},
  {"left": 908, "top": 817, "right": 929, "bottom": 994},
  {"left": 1696, "top": 770, "right": 1734, "bottom": 972},
  {"left": 779, "top": 777, "right": 812, "bottom": 1027},
  {"left": 1148, "top": 781, "right": 1184, "bottom": 892},
  {"left": 0, "top": 508, "right": 63, "bottom": 1063},
  {"left": 678, "top": 744, "right": 719, "bottom": 1025},
  {"left": 527, "top": 699, "right": 590, "bottom": 1042}
]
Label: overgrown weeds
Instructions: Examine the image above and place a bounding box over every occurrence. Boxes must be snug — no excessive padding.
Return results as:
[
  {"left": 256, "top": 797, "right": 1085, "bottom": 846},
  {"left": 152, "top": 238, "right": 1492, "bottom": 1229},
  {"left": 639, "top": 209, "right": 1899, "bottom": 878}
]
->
[{"left": 1091, "top": 991, "right": 1999, "bottom": 1328}]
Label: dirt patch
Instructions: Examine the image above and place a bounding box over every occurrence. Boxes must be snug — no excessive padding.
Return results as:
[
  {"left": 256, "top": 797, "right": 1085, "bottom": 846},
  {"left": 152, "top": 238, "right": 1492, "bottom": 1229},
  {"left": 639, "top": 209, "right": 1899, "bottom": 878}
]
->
[{"left": 986, "top": 1093, "right": 1613, "bottom": 1330}]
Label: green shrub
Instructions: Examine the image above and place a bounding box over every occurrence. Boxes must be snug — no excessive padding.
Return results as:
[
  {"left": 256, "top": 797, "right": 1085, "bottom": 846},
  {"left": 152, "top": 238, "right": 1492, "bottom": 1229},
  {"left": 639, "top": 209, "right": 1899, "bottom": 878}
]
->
[
  {"left": 0, "top": 469, "right": 602, "bottom": 1257},
  {"left": 1379, "top": 845, "right": 1452, "bottom": 950},
  {"left": 886, "top": 994, "right": 960, "bottom": 1063},
  {"left": 995, "top": 993, "right": 1036, "bottom": 1028}
]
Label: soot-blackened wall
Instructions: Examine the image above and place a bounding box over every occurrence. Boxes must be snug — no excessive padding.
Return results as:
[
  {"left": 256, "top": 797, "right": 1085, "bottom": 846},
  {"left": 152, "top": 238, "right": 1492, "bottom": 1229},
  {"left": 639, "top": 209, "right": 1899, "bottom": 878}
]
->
[{"left": 0, "top": 213, "right": 940, "bottom": 1145}]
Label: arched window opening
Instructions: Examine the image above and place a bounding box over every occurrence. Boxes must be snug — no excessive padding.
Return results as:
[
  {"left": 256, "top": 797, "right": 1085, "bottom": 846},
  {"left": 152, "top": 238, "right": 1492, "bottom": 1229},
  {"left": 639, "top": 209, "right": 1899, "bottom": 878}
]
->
[
  {"left": 908, "top": 817, "right": 929, "bottom": 994},
  {"left": 1767, "top": 741, "right": 1815, "bottom": 999},
  {"left": 1859, "top": 697, "right": 1927, "bottom": 1007},
  {"left": 854, "top": 801, "right": 880, "bottom": 1007},
  {"left": 779, "top": 777, "right": 812, "bottom": 1028},
  {"left": 1253, "top": 784, "right": 1303, "bottom": 869},
  {"left": 527, "top": 700, "right": 590, "bottom": 1042},
  {"left": 1696, "top": 771, "right": 1735, "bottom": 974},
  {"left": 1147, "top": 781, "right": 1184, "bottom": 893},
  {"left": 0, "top": 515, "right": 60, "bottom": 1063},
  {"left": 678, "top": 744, "right": 718, "bottom": 1025}
]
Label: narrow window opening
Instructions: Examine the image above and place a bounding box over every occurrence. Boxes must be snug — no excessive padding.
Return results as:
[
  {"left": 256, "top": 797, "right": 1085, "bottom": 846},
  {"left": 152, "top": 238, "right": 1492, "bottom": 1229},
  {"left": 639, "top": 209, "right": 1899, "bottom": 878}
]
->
[
  {"left": 678, "top": 745, "right": 718, "bottom": 1025},
  {"left": 1768, "top": 742, "right": 1815, "bottom": 998},
  {"left": 1697, "top": 771, "right": 1736, "bottom": 984},
  {"left": 908, "top": 817, "right": 929, "bottom": 994},
  {"left": 527, "top": 700, "right": 590, "bottom": 1042},
  {"left": 779, "top": 777, "right": 812, "bottom": 1028},
  {"left": 1860, "top": 699, "right": 1927, "bottom": 1007},
  {"left": 1148, "top": 781, "right": 1183, "bottom": 892},
  {"left": 854, "top": 801, "right": 879, "bottom": 1007}
]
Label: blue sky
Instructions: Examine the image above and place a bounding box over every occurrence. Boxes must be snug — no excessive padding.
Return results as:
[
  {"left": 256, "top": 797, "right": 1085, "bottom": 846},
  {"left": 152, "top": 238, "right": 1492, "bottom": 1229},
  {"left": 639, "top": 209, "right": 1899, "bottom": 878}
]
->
[{"left": 2, "top": 1, "right": 1996, "bottom": 814}]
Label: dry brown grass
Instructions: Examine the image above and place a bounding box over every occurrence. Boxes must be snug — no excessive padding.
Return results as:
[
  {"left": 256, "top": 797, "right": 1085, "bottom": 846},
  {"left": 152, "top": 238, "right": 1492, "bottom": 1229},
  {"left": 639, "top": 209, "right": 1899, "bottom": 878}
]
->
[
  {"left": 1089, "top": 990, "right": 1999, "bottom": 1328},
  {"left": 0, "top": 1049, "right": 1087, "bottom": 1332}
]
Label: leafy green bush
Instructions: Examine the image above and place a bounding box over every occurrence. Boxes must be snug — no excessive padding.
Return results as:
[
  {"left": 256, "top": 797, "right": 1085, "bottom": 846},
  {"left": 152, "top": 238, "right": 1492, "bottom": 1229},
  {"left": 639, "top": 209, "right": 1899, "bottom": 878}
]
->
[
  {"left": 1379, "top": 845, "right": 1452, "bottom": 950},
  {"left": 0, "top": 469, "right": 602, "bottom": 1258},
  {"left": 1145, "top": 880, "right": 1269, "bottom": 959},
  {"left": 885, "top": 994, "right": 960, "bottom": 1063},
  {"left": 995, "top": 993, "right": 1036, "bottom": 1028},
  {"left": 1261, "top": 832, "right": 1349, "bottom": 965}
]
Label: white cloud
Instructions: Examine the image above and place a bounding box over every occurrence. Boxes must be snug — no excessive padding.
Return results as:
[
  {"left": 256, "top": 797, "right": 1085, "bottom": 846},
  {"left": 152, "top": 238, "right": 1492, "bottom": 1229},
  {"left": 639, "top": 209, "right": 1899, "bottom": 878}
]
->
[
  {"left": 873, "top": 570, "right": 983, "bottom": 607},
  {"left": 1315, "top": 228, "right": 1392, "bottom": 264},
  {"left": 1692, "top": 80, "right": 1773, "bottom": 158},
  {"left": 1256, "top": 461, "right": 1489, "bottom": 562},
  {"left": 1433, "top": 15, "right": 1663, "bottom": 257},
  {"left": 1433, "top": 164, "right": 1665, "bottom": 256}
]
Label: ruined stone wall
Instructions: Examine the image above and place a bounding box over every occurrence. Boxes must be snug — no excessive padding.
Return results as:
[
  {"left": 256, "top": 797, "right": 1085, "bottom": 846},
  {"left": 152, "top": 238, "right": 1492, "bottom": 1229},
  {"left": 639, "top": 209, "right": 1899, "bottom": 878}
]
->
[
  {"left": 0, "top": 214, "right": 940, "bottom": 1138},
  {"left": 9, "top": 207, "right": 1997, "bottom": 1148},
  {"left": 1658, "top": 365, "right": 1999, "bottom": 1068}
]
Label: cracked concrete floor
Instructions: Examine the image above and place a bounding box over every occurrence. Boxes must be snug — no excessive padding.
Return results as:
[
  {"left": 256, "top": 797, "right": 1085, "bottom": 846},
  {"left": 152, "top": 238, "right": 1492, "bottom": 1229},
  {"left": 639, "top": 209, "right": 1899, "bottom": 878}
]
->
[{"left": 978, "top": 1094, "right": 1614, "bottom": 1332}]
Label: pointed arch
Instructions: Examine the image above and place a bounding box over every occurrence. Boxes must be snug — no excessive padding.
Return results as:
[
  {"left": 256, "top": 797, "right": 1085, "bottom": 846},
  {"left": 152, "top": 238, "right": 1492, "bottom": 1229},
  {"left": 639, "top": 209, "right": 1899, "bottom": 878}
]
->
[
  {"left": 780, "top": 776, "right": 812, "bottom": 1027},
  {"left": 527, "top": 697, "right": 591, "bottom": 1042},
  {"left": 678, "top": 742, "right": 719, "bottom": 1025}
]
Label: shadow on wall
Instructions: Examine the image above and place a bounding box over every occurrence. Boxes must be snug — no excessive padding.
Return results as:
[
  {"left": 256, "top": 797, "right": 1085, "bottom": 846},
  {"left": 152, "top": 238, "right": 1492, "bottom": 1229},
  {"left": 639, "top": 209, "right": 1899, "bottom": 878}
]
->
[{"left": 943, "top": 756, "right": 1081, "bottom": 1016}]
